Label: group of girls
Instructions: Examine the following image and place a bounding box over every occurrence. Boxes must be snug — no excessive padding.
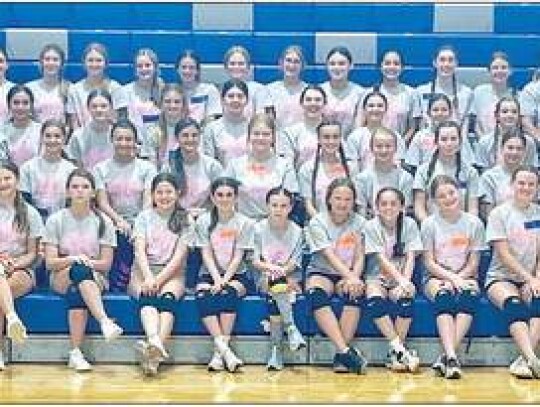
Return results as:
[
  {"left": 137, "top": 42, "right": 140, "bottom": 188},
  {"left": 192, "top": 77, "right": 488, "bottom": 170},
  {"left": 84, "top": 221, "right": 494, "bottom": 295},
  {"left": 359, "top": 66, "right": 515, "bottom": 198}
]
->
[{"left": 0, "top": 40, "right": 539, "bottom": 381}]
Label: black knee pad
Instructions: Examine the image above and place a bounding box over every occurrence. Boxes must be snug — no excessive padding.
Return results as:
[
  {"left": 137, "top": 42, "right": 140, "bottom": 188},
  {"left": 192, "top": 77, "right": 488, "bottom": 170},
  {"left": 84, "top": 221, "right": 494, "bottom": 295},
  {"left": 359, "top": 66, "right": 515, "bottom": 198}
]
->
[
  {"left": 456, "top": 289, "right": 479, "bottom": 316},
  {"left": 266, "top": 294, "right": 280, "bottom": 317},
  {"left": 307, "top": 287, "right": 330, "bottom": 311},
  {"left": 530, "top": 296, "right": 540, "bottom": 318},
  {"left": 139, "top": 294, "right": 159, "bottom": 311},
  {"left": 69, "top": 263, "right": 94, "bottom": 285},
  {"left": 196, "top": 290, "right": 217, "bottom": 318},
  {"left": 220, "top": 285, "right": 240, "bottom": 313},
  {"left": 156, "top": 292, "right": 177, "bottom": 313},
  {"left": 365, "top": 296, "right": 389, "bottom": 320},
  {"left": 502, "top": 296, "right": 529, "bottom": 325},
  {"left": 433, "top": 290, "right": 455, "bottom": 316},
  {"left": 394, "top": 297, "right": 414, "bottom": 318},
  {"left": 65, "top": 284, "right": 86, "bottom": 310},
  {"left": 340, "top": 293, "right": 362, "bottom": 308}
]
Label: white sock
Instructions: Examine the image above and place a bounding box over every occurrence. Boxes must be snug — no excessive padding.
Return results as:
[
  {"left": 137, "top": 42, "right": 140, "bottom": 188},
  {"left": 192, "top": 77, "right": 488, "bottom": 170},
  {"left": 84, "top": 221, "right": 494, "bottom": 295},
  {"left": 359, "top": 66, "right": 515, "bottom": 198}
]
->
[{"left": 390, "top": 337, "right": 405, "bottom": 353}]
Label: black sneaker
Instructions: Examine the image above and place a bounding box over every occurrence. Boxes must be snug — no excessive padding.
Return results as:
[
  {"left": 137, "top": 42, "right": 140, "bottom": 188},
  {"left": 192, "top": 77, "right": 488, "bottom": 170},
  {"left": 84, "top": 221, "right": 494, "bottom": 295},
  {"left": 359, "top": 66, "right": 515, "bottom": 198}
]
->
[
  {"left": 431, "top": 354, "right": 447, "bottom": 377},
  {"left": 445, "top": 357, "right": 462, "bottom": 379},
  {"left": 332, "top": 353, "right": 349, "bottom": 373},
  {"left": 350, "top": 347, "right": 368, "bottom": 374}
]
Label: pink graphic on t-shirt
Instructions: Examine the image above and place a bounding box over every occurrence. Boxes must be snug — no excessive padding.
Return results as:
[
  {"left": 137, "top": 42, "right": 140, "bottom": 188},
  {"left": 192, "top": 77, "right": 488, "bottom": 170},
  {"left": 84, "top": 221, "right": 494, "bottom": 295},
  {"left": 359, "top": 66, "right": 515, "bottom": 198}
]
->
[
  {"left": 181, "top": 177, "right": 210, "bottom": 209},
  {"left": 107, "top": 177, "right": 143, "bottom": 209},
  {"left": 211, "top": 228, "right": 236, "bottom": 271},
  {"left": 36, "top": 96, "right": 65, "bottom": 122},
  {"left": 276, "top": 97, "right": 303, "bottom": 129},
  {"left": 35, "top": 177, "right": 65, "bottom": 210},
  {"left": 264, "top": 242, "right": 289, "bottom": 265},
  {"left": 333, "top": 231, "right": 358, "bottom": 269},
  {"left": 297, "top": 141, "right": 318, "bottom": 167},
  {"left": 219, "top": 133, "right": 247, "bottom": 164},
  {"left": 60, "top": 230, "right": 100, "bottom": 258},
  {"left": 0, "top": 222, "right": 22, "bottom": 254},
  {"left": 383, "top": 95, "right": 407, "bottom": 133},
  {"left": 83, "top": 146, "right": 113, "bottom": 171},
  {"left": 10, "top": 137, "right": 38, "bottom": 167},
  {"left": 147, "top": 224, "right": 177, "bottom": 265}
]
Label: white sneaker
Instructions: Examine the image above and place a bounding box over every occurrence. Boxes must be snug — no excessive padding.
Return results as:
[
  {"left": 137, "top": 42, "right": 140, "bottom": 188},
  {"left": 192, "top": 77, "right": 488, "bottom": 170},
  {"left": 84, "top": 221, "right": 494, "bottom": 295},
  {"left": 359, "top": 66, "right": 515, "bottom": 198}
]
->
[
  {"left": 221, "top": 347, "right": 243, "bottom": 373},
  {"left": 68, "top": 348, "right": 92, "bottom": 372},
  {"left": 100, "top": 318, "right": 123, "bottom": 342},
  {"left": 207, "top": 350, "right": 225, "bottom": 372},
  {"left": 509, "top": 356, "right": 533, "bottom": 379},
  {"left": 6, "top": 316, "right": 27, "bottom": 344},
  {"left": 286, "top": 324, "right": 306, "bottom": 352},
  {"left": 393, "top": 348, "right": 420, "bottom": 373},
  {"left": 135, "top": 340, "right": 151, "bottom": 375},
  {"left": 148, "top": 335, "right": 169, "bottom": 360},
  {"left": 0, "top": 349, "right": 5, "bottom": 371}
]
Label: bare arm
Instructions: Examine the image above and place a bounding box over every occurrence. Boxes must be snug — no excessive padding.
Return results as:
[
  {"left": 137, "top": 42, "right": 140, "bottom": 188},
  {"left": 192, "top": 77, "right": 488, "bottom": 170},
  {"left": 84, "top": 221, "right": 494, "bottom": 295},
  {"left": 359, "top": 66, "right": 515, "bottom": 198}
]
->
[{"left": 414, "top": 190, "right": 429, "bottom": 224}]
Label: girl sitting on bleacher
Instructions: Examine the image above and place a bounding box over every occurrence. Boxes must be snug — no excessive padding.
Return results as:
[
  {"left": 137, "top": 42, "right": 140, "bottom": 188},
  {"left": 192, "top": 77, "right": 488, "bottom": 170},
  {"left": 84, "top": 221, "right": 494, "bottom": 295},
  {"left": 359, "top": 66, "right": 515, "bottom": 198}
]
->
[
  {"left": 66, "top": 42, "right": 127, "bottom": 130},
  {"left": 19, "top": 119, "right": 76, "bottom": 220},
  {"left": 485, "top": 165, "right": 540, "bottom": 379},
  {"left": 252, "top": 187, "right": 306, "bottom": 371},
  {"left": 363, "top": 187, "right": 422, "bottom": 373},
  {"left": 298, "top": 119, "right": 357, "bottom": 220},
  {"left": 305, "top": 177, "right": 368, "bottom": 374},
  {"left": 413, "top": 120, "right": 480, "bottom": 223},
  {"left": 44, "top": 168, "right": 123, "bottom": 372},
  {"left": 176, "top": 50, "right": 222, "bottom": 125},
  {"left": 66, "top": 89, "right": 114, "bottom": 172},
  {"left": 420, "top": 175, "right": 486, "bottom": 379},
  {"left": 0, "top": 48, "right": 14, "bottom": 124},
  {"left": 354, "top": 126, "right": 413, "bottom": 219},
  {"left": 26, "top": 43, "right": 70, "bottom": 124},
  {"left": 0, "top": 85, "right": 41, "bottom": 167},
  {"left": 129, "top": 172, "right": 192, "bottom": 376},
  {"left": 0, "top": 159, "right": 44, "bottom": 370},
  {"left": 194, "top": 177, "right": 254, "bottom": 373},
  {"left": 265, "top": 45, "right": 307, "bottom": 130},
  {"left": 474, "top": 96, "right": 538, "bottom": 172}
]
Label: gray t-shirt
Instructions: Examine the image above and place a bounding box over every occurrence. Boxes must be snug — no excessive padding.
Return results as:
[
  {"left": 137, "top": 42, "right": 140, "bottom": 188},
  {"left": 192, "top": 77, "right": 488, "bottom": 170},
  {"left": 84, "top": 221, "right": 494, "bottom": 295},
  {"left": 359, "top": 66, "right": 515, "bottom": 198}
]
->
[
  {"left": 225, "top": 154, "right": 298, "bottom": 220},
  {"left": 26, "top": 79, "right": 69, "bottom": 123},
  {"left": 184, "top": 82, "right": 222, "bottom": 124},
  {"left": 202, "top": 117, "right": 249, "bottom": 167},
  {"left": 478, "top": 165, "right": 514, "bottom": 206},
  {"left": 0, "top": 80, "right": 15, "bottom": 124},
  {"left": 470, "top": 83, "right": 513, "bottom": 137},
  {"left": 253, "top": 218, "right": 304, "bottom": 270},
  {"left": 277, "top": 121, "right": 318, "bottom": 170},
  {"left": 321, "top": 81, "right": 365, "bottom": 137},
  {"left": 485, "top": 201, "right": 540, "bottom": 285},
  {"left": 66, "top": 123, "right": 113, "bottom": 171},
  {"left": 0, "top": 121, "right": 41, "bottom": 167},
  {"left": 519, "top": 80, "right": 540, "bottom": 124},
  {"left": 0, "top": 203, "right": 44, "bottom": 257},
  {"left": 354, "top": 166, "right": 413, "bottom": 217},
  {"left": 265, "top": 80, "right": 307, "bottom": 130},
  {"left": 132, "top": 208, "right": 193, "bottom": 268},
  {"left": 416, "top": 81, "right": 473, "bottom": 125},
  {"left": 421, "top": 212, "right": 486, "bottom": 274},
  {"left": 93, "top": 157, "right": 157, "bottom": 223},
  {"left": 195, "top": 210, "right": 254, "bottom": 276},
  {"left": 363, "top": 215, "right": 422, "bottom": 281},
  {"left": 306, "top": 211, "right": 366, "bottom": 276},
  {"left": 19, "top": 156, "right": 76, "bottom": 215},
  {"left": 474, "top": 130, "right": 538, "bottom": 169}
]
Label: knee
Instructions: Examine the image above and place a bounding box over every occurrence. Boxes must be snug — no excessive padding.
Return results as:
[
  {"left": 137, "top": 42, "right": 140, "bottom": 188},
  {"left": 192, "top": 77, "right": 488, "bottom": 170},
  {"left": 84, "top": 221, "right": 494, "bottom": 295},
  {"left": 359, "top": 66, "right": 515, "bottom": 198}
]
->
[
  {"left": 65, "top": 284, "right": 86, "bottom": 310},
  {"left": 69, "top": 263, "right": 94, "bottom": 285},
  {"left": 196, "top": 290, "right": 218, "bottom": 318},
  {"left": 394, "top": 297, "right": 414, "bottom": 319},
  {"left": 220, "top": 285, "right": 240, "bottom": 313},
  {"left": 365, "top": 296, "right": 389, "bottom": 320},
  {"left": 433, "top": 290, "right": 455, "bottom": 316},
  {"left": 156, "top": 292, "right": 178, "bottom": 314},
  {"left": 307, "top": 286, "right": 331, "bottom": 312}
]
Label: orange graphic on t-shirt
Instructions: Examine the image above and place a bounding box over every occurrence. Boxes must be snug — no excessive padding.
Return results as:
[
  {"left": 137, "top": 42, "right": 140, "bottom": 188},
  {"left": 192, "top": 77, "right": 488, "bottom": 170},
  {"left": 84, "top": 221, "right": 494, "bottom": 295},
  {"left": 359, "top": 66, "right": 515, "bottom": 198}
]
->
[
  {"left": 327, "top": 163, "right": 346, "bottom": 177},
  {"left": 450, "top": 235, "right": 470, "bottom": 248},
  {"left": 248, "top": 162, "right": 270, "bottom": 176},
  {"left": 336, "top": 232, "right": 357, "bottom": 248},
  {"left": 219, "top": 229, "right": 237, "bottom": 239}
]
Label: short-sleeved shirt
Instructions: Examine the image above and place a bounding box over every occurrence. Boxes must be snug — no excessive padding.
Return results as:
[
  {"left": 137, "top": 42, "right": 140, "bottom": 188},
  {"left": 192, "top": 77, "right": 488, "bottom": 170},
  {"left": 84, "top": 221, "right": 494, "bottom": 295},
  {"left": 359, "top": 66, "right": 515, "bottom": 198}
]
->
[
  {"left": 416, "top": 81, "right": 473, "bottom": 125},
  {"left": 184, "top": 82, "right": 222, "bottom": 124},
  {"left": 306, "top": 211, "right": 366, "bottom": 276},
  {"left": 242, "top": 80, "right": 271, "bottom": 122},
  {"left": 321, "top": 81, "right": 365, "bottom": 137},
  {"left": 26, "top": 79, "right": 69, "bottom": 123},
  {"left": 122, "top": 81, "right": 161, "bottom": 131},
  {"left": 19, "top": 156, "right": 76, "bottom": 215},
  {"left": 470, "top": 83, "right": 513, "bottom": 137},
  {"left": 298, "top": 158, "right": 358, "bottom": 212},
  {"left": 359, "top": 84, "right": 422, "bottom": 135},
  {"left": 421, "top": 212, "right": 486, "bottom": 274},
  {"left": 345, "top": 126, "right": 406, "bottom": 171},
  {"left": 202, "top": 116, "right": 249, "bottom": 167},
  {"left": 354, "top": 166, "right": 414, "bottom": 216},
  {"left": 474, "top": 130, "right": 538, "bottom": 169},
  {"left": 413, "top": 160, "right": 480, "bottom": 214},
  {"left": 163, "top": 153, "right": 223, "bottom": 210},
  {"left": 66, "top": 79, "right": 127, "bottom": 127},
  {"left": 0, "top": 121, "right": 41, "bottom": 167},
  {"left": 195, "top": 210, "right": 254, "bottom": 276},
  {"left": 138, "top": 121, "right": 178, "bottom": 169},
  {"left": 485, "top": 202, "right": 540, "bottom": 285},
  {"left": 364, "top": 215, "right": 423, "bottom": 281},
  {"left": 277, "top": 121, "right": 318, "bottom": 170},
  {"left": 478, "top": 165, "right": 514, "bottom": 206},
  {"left": 253, "top": 218, "right": 304, "bottom": 270},
  {"left": 0, "top": 81, "right": 15, "bottom": 124},
  {"left": 43, "top": 208, "right": 117, "bottom": 259},
  {"left": 93, "top": 157, "right": 157, "bottom": 223},
  {"left": 519, "top": 80, "right": 540, "bottom": 122},
  {"left": 225, "top": 154, "right": 298, "bottom": 220},
  {"left": 0, "top": 203, "right": 44, "bottom": 257},
  {"left": 133, "top": 208, "right": 193, "bottom": 269},
  {"left": 266, "top": 80, "right": 307, "bottom": 130},
  {"left": 66, "top": 123, "right": 113, "bottom": 171},
  {"left": 405, "top": 126, "right": 475, "bottom": 169}
]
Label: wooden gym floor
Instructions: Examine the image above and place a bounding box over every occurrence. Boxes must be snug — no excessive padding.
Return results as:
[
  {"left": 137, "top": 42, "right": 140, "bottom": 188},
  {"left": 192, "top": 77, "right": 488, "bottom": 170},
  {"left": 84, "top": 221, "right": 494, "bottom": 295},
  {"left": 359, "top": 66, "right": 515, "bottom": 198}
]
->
[{"left": 0, "top": 363, "right": 538, "bottom": 404}]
